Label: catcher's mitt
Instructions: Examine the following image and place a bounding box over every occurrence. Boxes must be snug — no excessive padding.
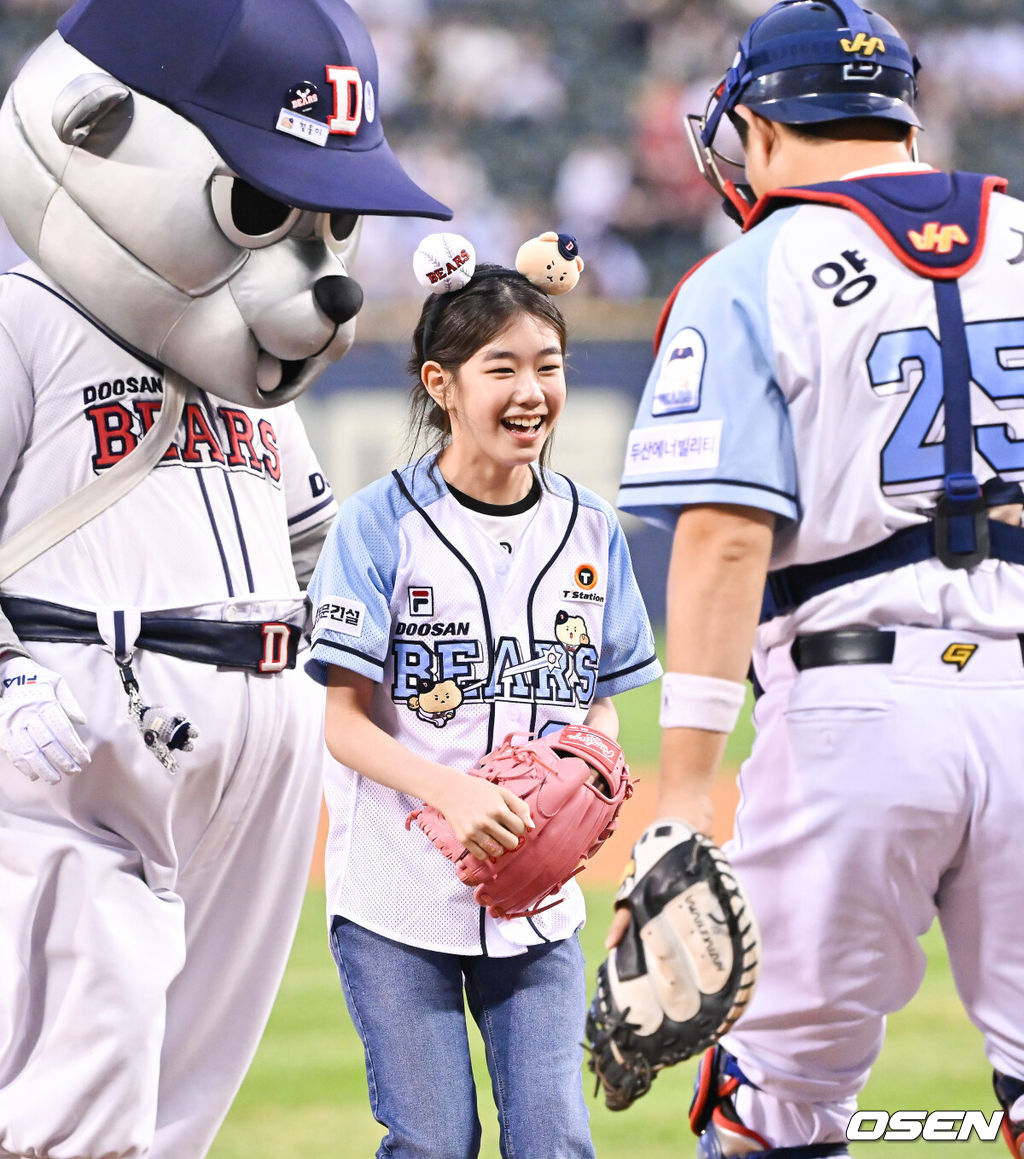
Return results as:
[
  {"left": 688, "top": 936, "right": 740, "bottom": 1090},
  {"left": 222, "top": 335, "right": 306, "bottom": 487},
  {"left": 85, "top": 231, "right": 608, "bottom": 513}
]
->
[
  {"left": 407, "top": 725, "right": 634, "bottom": 920},
  {"left": 586, "top": 819, "right": 759, "bottom": 1111}
]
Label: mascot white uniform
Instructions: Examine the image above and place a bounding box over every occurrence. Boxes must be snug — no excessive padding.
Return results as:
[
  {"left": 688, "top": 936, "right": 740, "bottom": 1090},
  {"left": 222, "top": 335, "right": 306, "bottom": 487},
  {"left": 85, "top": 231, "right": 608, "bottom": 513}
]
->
[{"left": 0, "top": 1, "right": 450, "bottom": 1156}]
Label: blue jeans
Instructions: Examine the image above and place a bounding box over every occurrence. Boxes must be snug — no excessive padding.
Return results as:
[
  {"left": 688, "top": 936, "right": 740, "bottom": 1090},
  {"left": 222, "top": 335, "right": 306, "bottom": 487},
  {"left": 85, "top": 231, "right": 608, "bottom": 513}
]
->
[{"left": 329, "top": 916, "right": 596, "bottom": 1159}]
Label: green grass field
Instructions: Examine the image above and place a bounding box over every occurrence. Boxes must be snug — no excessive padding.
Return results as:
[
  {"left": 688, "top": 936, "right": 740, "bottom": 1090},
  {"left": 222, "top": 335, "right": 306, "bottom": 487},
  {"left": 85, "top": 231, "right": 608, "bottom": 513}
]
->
[
  {"left": 211, "top": 889, "right": 998, "bottom": 1158},
  {"left": 210, "top": 680, "right": 1003, "bottom": 1157}
]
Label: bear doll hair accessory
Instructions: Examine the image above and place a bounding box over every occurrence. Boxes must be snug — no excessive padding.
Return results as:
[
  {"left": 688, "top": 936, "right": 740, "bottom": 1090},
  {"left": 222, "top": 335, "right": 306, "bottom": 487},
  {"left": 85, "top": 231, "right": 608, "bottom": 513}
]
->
[{"left": 413, "top": 229, "right": 583, "bottom": 356}]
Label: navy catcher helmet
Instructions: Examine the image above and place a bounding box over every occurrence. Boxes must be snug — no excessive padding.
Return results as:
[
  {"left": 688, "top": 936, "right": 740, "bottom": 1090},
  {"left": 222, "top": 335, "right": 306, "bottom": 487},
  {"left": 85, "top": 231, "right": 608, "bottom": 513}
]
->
[{"left": 686, "top": 0, "right": 920, "bottom": 220}]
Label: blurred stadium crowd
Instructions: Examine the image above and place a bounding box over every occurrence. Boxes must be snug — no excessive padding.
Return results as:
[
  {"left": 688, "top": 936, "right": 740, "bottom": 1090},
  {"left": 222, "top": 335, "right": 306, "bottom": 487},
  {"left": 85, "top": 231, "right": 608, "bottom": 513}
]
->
[{"left": 2, "top": 0, "right": 1024, "bottom": 298}]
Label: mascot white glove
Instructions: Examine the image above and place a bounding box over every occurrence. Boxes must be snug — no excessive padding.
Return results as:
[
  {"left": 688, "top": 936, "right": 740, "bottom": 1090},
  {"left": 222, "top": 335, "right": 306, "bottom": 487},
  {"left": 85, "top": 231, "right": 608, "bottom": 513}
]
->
[{"left": 0, "top": 655, "right": 91, "bottom": 784}]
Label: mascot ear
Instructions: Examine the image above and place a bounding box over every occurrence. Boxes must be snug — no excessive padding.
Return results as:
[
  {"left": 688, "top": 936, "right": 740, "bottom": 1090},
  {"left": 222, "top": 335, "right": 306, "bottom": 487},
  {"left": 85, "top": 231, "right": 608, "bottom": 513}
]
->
[{"left": 51, "top": 73, "right": 132, "bottom": 147}]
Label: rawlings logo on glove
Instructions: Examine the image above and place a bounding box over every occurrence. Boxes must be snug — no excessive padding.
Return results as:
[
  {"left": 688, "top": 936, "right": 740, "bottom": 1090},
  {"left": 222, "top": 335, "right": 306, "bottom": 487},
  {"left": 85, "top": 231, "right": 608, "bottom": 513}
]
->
[
  {"left": 407, "top": 725, "right": 635, "bottom": 920},
  {"left": 586, "top": 819, "right": 760, "bottom": 1110}
]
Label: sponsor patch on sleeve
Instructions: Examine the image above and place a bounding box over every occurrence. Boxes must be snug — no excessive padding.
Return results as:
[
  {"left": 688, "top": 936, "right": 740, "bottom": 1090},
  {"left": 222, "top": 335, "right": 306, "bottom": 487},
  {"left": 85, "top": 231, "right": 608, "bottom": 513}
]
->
[
  {"left": 624, "top": 420, "right": 722, "bottom": 475},
  {"left": 312, "top": 597, "right": 366, "bottom": 639},
  {"left": 652, "top": 327, "right": 705, "bottom": 415}
]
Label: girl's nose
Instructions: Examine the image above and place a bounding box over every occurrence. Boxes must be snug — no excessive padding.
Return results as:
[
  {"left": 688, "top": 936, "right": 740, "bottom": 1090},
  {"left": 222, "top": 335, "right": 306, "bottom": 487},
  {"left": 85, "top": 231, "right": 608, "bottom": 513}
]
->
[{"left": 513, "top": 373, "right": 545, "bottom": 403}]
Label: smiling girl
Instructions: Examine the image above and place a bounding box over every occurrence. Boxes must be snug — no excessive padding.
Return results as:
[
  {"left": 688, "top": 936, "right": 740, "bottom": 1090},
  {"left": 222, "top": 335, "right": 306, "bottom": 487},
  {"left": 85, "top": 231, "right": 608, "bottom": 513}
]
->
[{"left": 305, "top": 237, "right": 660, "bottom": 1159}]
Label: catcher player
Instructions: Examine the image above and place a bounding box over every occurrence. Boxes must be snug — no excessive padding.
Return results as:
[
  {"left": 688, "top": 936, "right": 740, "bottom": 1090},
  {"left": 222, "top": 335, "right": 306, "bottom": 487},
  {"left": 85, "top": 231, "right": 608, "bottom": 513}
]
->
[
  {"left": 598, "top": 1, "right": 1024, "bottom": 1155},
  {"left": 305, "top": 235, "right": 661, "bottom": 1159},
  {"left": 0, "top": 1, "right": 450, "bottom": 1157}
]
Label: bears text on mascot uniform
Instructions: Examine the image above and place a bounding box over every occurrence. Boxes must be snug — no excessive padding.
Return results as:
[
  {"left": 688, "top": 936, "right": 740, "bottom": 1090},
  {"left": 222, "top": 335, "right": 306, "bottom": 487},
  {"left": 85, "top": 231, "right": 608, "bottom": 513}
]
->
[{"left": 0, "top": 0, "right": 450, "bottom": 1156}]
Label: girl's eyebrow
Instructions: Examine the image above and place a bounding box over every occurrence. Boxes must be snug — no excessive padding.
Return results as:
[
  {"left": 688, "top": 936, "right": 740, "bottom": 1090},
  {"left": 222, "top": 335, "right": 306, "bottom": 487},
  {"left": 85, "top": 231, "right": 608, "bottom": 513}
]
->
[{"left": 482, "top": 346, "right": 563, "bottom": 361}]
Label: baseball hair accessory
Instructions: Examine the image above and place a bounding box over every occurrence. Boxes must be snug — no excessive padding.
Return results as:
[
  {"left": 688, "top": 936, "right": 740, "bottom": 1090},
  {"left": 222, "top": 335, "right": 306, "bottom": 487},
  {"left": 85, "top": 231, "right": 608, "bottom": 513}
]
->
[
  {"left": 412, "top": 230, "right": 584, "bottom": 298},
  {"left": 412, "top": 229, "right": 582, "bottom": 358},
  {"left": 413, "top": 233, "right": 477, "bottom": 294}
]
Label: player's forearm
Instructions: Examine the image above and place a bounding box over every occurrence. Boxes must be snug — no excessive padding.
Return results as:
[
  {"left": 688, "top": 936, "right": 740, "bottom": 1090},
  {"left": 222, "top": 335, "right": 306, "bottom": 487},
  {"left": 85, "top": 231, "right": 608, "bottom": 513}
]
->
[
  {"left": 584, "top": 696, "right": 618, "bottom": 739},
  {"left": 658, "top": 503, "right": 774, "bottom": 828},
  {"left": 666, "top": 503, "right": 774, "bottom": 680},
  {"left": 324, "top": 670, "right": 462, "bottom": 806}
]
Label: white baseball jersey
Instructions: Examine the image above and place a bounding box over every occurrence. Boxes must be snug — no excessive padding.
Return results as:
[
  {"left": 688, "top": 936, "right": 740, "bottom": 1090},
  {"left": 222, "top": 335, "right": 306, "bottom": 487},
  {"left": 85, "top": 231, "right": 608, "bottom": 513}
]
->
[
  {"left": 618, "top": 169, "right": 1024, "bottom": 1144},
  {"left": 307, "top": 459, "right": 660, "bottom": 956},
  {"left": 618, "top": 168, "right": 1024, "bottom": 649},
  {"left": 0, "top": 262, "right": 335, "bottom": 1159},
  {"left": 0, "top": 262, "right": 336, "bottom": 611}
]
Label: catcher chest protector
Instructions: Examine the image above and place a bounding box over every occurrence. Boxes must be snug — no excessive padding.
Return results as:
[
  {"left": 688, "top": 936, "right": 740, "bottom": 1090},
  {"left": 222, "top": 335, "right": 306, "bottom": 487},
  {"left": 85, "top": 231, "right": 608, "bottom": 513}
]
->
[{"left": 750, "top": 171, "right": 1024, "bottom": 619}]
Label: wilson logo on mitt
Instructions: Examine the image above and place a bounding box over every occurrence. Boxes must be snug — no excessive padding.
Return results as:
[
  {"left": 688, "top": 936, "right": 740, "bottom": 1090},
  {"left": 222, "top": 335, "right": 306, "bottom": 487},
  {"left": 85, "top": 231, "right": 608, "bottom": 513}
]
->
[{"left": 407, "top": 726, "right": 635, "bottom": 920}]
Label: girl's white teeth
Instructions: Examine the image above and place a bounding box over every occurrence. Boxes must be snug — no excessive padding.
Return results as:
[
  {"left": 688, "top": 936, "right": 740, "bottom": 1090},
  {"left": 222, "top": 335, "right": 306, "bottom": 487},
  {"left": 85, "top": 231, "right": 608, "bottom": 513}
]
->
[{"left": 503, "top": 417, "right": 542, "bottom": 431}]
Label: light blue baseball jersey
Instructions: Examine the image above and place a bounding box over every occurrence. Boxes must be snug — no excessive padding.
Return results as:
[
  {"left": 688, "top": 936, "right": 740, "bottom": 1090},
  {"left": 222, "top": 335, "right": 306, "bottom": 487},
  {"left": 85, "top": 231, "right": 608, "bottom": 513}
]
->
[
  {"left": 307, "top": 457, "right": 660, "bottom": 954},
  {"left": 619, "top": 173, "right": 1024, "bottom": 643}
]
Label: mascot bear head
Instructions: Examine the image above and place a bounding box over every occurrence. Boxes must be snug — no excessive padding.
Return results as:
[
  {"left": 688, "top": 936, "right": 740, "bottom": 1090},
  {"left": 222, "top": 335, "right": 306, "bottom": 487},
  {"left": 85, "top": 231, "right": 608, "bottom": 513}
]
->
[{"left": 0, "top": 0, "right": 450, "bottom": 407}]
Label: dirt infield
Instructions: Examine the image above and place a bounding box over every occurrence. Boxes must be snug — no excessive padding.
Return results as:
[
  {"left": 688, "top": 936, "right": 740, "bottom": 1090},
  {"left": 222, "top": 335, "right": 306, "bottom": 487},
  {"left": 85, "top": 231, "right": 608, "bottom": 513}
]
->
[{"left": 308, "top": 770, "right": 741, "bottom": 886}]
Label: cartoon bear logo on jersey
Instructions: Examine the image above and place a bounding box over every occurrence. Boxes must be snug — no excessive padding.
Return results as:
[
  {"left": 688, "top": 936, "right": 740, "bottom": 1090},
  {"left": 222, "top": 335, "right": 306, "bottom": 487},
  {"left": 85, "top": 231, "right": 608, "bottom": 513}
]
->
[
  {"left": 0, "top": 0, "right": 450, "bottom": 410},
  {"left": 407, "top": 676, "right": 464, "bottom": 728},
  {"left": 555, "top": 611, "right": 590, "bottom": 652}
]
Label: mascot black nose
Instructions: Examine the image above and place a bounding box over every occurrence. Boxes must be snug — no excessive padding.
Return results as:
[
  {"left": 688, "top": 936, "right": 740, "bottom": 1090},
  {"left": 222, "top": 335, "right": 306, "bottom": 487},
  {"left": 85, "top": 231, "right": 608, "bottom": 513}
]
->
[{"left": 314, "top": 275, "right": 364, "bottom": 324}]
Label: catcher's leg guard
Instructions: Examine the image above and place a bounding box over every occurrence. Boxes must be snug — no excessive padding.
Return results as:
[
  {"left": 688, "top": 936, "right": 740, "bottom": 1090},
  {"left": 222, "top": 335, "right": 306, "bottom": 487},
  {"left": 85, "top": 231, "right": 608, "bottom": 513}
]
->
[
  {"left": 994, "top": 1071, "right": 1024, "bottom": 1157},
  {"left": 690, "top": 1047, "right": 850, "bottom": 1159}
]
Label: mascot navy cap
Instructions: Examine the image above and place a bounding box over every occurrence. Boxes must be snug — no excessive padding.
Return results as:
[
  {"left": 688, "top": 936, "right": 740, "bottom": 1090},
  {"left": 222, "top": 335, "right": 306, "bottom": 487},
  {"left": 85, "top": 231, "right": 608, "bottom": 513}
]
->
[{"left": 57, "top": 0, "right": 452, "bottom": 219}]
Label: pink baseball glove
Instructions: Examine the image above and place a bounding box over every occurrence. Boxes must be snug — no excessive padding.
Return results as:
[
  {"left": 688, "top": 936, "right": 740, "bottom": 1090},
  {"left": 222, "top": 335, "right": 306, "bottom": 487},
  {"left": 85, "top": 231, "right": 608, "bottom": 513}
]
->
[{"left": 407, "top": 725, "right": 635, "bottom": 920}]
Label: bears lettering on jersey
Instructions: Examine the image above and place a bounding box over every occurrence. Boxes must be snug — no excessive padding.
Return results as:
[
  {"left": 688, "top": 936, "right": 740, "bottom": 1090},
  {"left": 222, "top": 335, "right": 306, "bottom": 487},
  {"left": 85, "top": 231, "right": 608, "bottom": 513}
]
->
[
  {"left": 84, "top": 398, "right": 281, "bottom": 481},
  {"left": 391, "top": 630, "right": 599, "bottom": 727}
]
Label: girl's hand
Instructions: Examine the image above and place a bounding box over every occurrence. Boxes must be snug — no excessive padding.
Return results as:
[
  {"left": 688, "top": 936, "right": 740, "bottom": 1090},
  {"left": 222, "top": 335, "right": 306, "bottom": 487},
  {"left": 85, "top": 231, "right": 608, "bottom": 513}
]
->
[{"left": 430, "top": 768, "right": 534, "bottom": 863}]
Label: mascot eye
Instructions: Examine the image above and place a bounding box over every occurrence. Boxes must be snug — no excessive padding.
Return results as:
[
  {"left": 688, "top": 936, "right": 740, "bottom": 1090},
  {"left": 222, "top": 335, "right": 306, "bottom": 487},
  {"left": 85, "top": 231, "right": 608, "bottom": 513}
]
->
[
  {"left": 328, "top": 212, "right": 358, "bottom": 243},
  {"left": 210, "top": 174, "right": 302, "bottom": 248}
]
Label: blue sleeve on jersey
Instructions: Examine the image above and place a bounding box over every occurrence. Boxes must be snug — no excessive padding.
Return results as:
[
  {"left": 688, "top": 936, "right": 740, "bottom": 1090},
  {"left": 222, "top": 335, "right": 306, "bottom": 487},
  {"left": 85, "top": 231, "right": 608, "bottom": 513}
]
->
[
  {"left": 304, "top": 478, "right": 401, "bottom": 685},
  {"left": 593, "top": 498, "right": 662, "bottom": 696},
  {"left": 617, "top": 217, "right": 800, "bottom": 531}
]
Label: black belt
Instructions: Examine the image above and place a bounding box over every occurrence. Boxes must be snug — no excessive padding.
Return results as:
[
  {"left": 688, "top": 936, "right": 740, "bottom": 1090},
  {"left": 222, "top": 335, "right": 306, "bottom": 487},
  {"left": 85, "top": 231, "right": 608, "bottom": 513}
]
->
[
  {"left": 1, "top": 595, "right": 301, "bottom": 672},
  {"left": 791, "top": 629, "right": 896, "bottom": 670}
]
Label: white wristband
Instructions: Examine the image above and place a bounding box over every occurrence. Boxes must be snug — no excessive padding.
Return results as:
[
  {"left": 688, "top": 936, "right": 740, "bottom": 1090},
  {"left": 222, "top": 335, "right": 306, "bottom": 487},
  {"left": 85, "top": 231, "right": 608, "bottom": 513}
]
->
[{"left": 659, "top": 671, "right": 746, "bottom": 733}]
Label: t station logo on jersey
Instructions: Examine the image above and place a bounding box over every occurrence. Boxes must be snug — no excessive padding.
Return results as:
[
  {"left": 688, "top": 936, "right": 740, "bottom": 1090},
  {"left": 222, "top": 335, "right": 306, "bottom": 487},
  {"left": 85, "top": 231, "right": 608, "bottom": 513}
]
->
[
  {"left": 81, "top": 382, "right": 282, "bottom": 482},
  {"left": 563, "top": 563, "right": 604, "bottom": 605}
]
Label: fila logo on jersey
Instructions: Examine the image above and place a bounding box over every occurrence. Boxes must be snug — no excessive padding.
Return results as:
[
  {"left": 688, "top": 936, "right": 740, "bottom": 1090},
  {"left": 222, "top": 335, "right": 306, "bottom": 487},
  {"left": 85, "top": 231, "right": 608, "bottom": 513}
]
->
[
  {"left": 941, "top": 643, "right": 977, "bottom": 670},
  {"left": 409, "top": 588, "right": 434, "bottom": 617},
  {"left": 840, "top": 33, "right": 885, "bottom": 55},
  {"left": 908, "top": 222, "right": 970, "bottom": 254},
  {"left": 84, "top": 399, "right": 281, "bottom": 480},
  {"left": 2, "top": 674, "right": 37, "bottom": 689}
]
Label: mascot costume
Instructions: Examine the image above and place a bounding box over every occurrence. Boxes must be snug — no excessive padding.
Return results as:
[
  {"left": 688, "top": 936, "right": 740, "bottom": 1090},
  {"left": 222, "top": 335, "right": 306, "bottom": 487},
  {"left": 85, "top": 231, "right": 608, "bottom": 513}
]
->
[{"left": 0, "top": 0, "right": 450, "bottom": 1156}]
